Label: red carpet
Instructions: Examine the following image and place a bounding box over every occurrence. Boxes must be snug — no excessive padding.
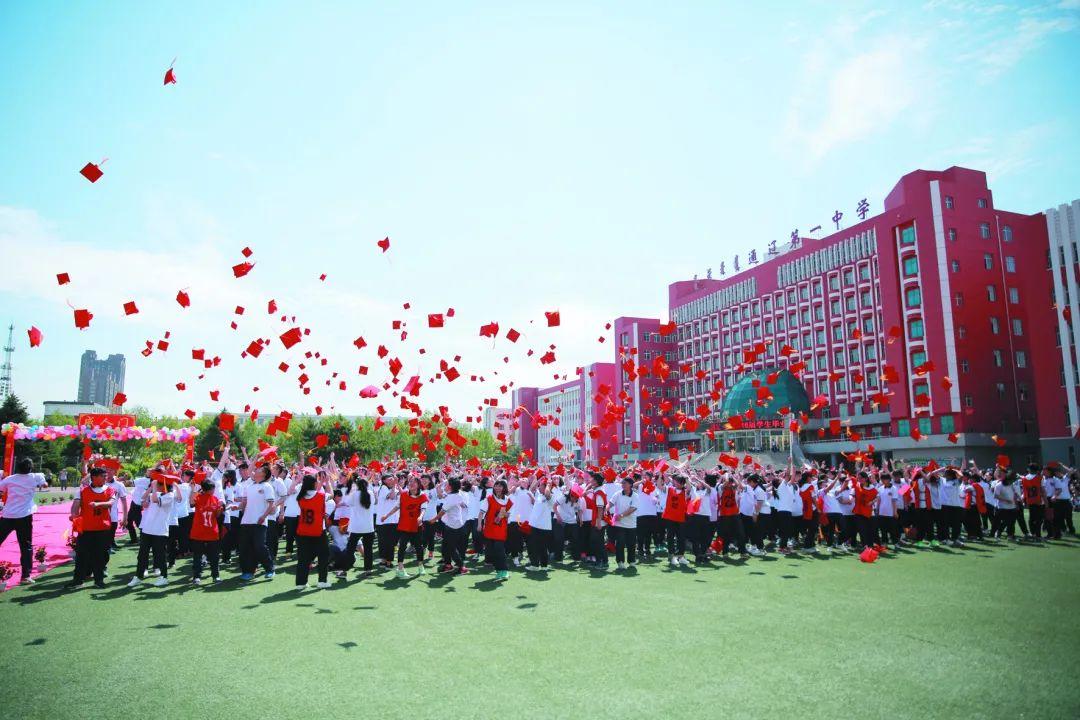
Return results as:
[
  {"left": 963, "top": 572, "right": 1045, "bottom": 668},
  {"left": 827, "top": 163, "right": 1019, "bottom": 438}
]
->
[{"left": 0, "top": 505, "right": 77, "bottom": 588}]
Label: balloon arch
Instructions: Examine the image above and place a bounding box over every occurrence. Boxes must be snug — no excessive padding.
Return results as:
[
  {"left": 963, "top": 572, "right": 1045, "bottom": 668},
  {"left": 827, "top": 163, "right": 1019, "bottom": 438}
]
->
[{"left": 1, "top": 414, "right": 199, "bottom": 475}]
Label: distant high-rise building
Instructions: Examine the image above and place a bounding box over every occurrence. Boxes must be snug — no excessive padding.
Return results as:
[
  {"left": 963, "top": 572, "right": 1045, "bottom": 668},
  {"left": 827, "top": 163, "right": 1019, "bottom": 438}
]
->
[{"left": 77, "top": 350, "right": 126, "bottom": 406}]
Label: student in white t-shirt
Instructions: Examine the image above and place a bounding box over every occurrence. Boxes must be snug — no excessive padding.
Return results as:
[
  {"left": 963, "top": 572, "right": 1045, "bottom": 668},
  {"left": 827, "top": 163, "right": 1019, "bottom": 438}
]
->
[
  {"left": 0, "top": 457, "right": 49, "bottom": 584},
  {"left": 508, "top": 479, "right": 533, "bottom": 566},
  {"left": 106, "top": 474, "right": 129, "bottom": 551},
  {"left": 552, "top": 482, "right": 580, "bottom": 562},
  {"left": 609, "top": 478, "right": 639, "bottom": 570},
  {"left": 524, "top": 481, "right": 555, "bottom": 572},
  {"left": 237, "top": 465, "right": 277, "bottom": 580},
  {"left": 128, "top": 475, "right": 179, "bottom": 587},
  {"left": 435, "top": 477, "right": 470, "bottom": 574},
  {"left": 633, "top": 475, "right": 659, "bottom": 557},
  {"left": 374, "top": 474, "right": 400, "bottom": 567},
  {"left": 344, "top": 476, "right": 376, "bottom": 575}
]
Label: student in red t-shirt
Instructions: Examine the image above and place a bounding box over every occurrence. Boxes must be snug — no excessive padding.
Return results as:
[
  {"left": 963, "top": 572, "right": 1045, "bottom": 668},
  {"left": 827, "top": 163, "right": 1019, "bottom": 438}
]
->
[
  {"left": 383, "top": 476, "right": 428, "bottom": 579},
  {"left": 66, "top": 468, "right": 116, "bottom": 589},
  {"left": 295, "top": 473, "right": 334, "bottom": 588},
  {"left": 661, "top": 475, "right": 689, "bottom": 567},
  {"left": 188, "top": 478, "right": 224, "bottom": 585},
  {"left": 851, "top": 471, "right": 879, "bottom": 550},
  {"left": 478, "top": 479, "right": 513, "bottom": 581}
]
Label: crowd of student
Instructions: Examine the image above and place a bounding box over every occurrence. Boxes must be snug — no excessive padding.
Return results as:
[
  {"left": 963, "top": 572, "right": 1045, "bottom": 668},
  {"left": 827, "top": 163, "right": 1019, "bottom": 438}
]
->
[{"left": 0, "top": 450, "right": 1076, "bottom": 590}]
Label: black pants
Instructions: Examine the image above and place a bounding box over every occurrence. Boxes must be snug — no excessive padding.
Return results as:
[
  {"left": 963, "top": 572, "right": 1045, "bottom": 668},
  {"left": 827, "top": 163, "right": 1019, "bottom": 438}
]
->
[
  {"left": 688, "top": 514, "right": 711, "bottom": 557},
  {"left": 396, "top": 530, "right": 423, "bottom": 564},
  {"left": 877, "top": 515, "right": 900, "bottom": 545},
  {"left": 221, "top": 516, "right": 240, "bottom": 562},
  {"left": 823, "top": 513, "right": 842, "bottom": 545},
  {"left": 741, "top": 515, "right": 762, "bottom": 549},
  {"left": 177, "top": 515, "right": 193, "bottom": 555},
  {"left": 283, "top": 515, "right": 300, "bottom": 554},
  {"left": 167, "top": 524, "right": 181, "bottom": 565},
  {"left": 125, "top": 504, "right": 141, "bottom": 543},
  {"left": 136, "top": 533, "right": 168, "bottom": 578},
  {"left": 73, "top": 529, "right": 111, "bottom": 584},
  {"left": 664, "top": 519, "right": 686, "bottom": 555},
  {"left": 589, "top": 524, "right": 608, "bottom": 564},
  {"left": 108, "top": 521, "right": 121, "bottom": 550},
  {"left": 636, "top": 515, "right": 657, "bottom": 554},
  {"left": 1015, "top": 507, "right": 1031, "bottom": 535},
  {"left": 346, "top": 531, "right": 375, "bottom": 572},
  {"left": 759, "top": 513, "right": 775, "bottom": 547},
  {"left": 507, "top": 522, "right": 524, "bottom": 558},
  {"left": 239, "top": 524, "right": 275, "bottom": 574},
  {"left": 0, "top": 515, "right": 34, "bottom": 578},
  {"left": 189, "top": 539, "right": 220, "bottom": 579},
  {"left": 422, "top": 521, "right": 438, "bottom": 553},
  {"left": 1027, "top": 504, "right": 1045, "bottom": 539},
  {"left": 943, "top": 506, "right": 963, "bottom": 541},
  {"left": 776, "top": 510, "right": 794, "bottom": 547},
  {"left": 982, "top": 506, "right": 993, "bottom": 531},
  {"left": 800, "top": 514, "right": 818, "bottom": 548},
  {"left": 485, "top": 538, "right": 508, "bottom": 572},
  {"left": 266, "top": 519, "right": 282, "bottom": 558},
  {"left": 376, "top": 524, "right": 397, "bottom": 563},
  {"left": 854, "top": 514, "right": 878, "bottom": 548},
  {"left": 913, "top": 508, "right": 931, "bottom": 541},
  {"left": 964, "top": 508, "right": 983, "bottom": 539},
  {"left": 1051, "top": 499, "right": 1073, "bottom": 538},
  {"left": 613, "top": 526, "right": 636, "bottom": 564},
  {"left": 717, "top": 514, "right": 746, "bottom": 555},
  {"left": 526, "top": 527, "right": 551, "bottom": 567},
  {"left": 442, "top": 525, "right": 467, "bottom": 568},
  {"left": 296, "top": 533, "right": 329, "bottom": 585},
  {"left": 996, "top": 508, "right": 1018, "bottom": 538}
]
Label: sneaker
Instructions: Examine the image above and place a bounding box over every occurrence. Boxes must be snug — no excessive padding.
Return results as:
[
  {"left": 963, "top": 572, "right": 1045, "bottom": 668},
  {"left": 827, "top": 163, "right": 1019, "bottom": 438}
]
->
[
  {"left": 678, "top": 557, "right": 690, "bottom": 566},
  {"left": 264, "top": 571, "right": 276, "bottom": 579},
  {"left": 316, "top": 581, "right": 331, "bottom": 589},
  {"left": 524, "top": 565, "right": 540, "bottom": 572},
  {"left": 749, "top": 547, "right": 764, "bottom": 557},
  {"left": 153, "top": 577, "right": 168, "bottom": 587},
  {"left": 151, "top": 569, "right": 162, "bottom": 577},
  {"left": 94, "top": 581, "right": 107, "bottom": 589},
  {"left": 457, "top": 567, "right": 470, "bottom": 575},
  {"left": 669, "top": 557, "right": 678, "bottom": 567},
  {"left": 240, "top": 573, "right": 254, "bottom": 581},
  {"left": 439, "top": 563, "right": 455, "bottom": 573},
  {"left": 616, "top": 562, "right": 626, "bottom": 570},
  {"left": 416, "top": 566, "right": 425, "bottom": 576},
  {"left": 126, "top": 577, "right": 142, "bottom": 588},
  {"left": 20, "top": 576, "right": 35, "bottom": 585},
  {"left": 395, "top": 568, "right": 408, "bottom": 579},
  {"left": 212, "top": 577, "right": 222, "bottom": 584},
  {"left": 512, "top": 557, "right": 522, "bottom": 567},
  {"left": 495, "top": 570, "right": 509, "bottom": 581},
  {"left": 929, "top": 540, "right": 940, "bottom": 548},
  {"left": 192, "top": 577, "right": 201, "bottom": 586},
  {"left": 628, "top": 561, "right": 638, "bottom": 566}
]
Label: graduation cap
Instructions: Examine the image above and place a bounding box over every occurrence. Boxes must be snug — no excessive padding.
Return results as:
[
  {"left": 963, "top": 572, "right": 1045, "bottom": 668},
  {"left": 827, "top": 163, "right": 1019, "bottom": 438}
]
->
[
  {"left": 480, "top": 322, "right": 499, "bottom": 338},
  {"left": 79, "top": 162, "right": 104, "bottom": 183},
  {"left": 375, "top": 236, "right": 391, "bottom": 253},
  {"left": 123, "top": 301, "right": 139, "bottom": 315},
  {"left": 27, "top": 326, "right": 42, "bottom": 347},
  {"left": 545, "top": 310, "right": 561, "bottom": 327},
  {"left": 428, "top": 313, "right": 444, "bottom": 328},
  {"left": 506, "top": 328, "right": 520, "bottom": 343},
  {"left": 112, "top": 392, "right": 127, "bottom": 406},
  {"left": 174, "top": 289, "right": 190, "bottom": 308},
  {"left": 279, "top": 327, "right": 302, "bottom": 349},
  {"left": 218, "top": 413, "right": 235, "bottom": 431},
  {"left": 163, "top": 60, "right": 177, "bottom": 85},
  {"left": 232, "top": 262, "right": 254, "bottom": 278},
  {"left": 56, "top": 272, "right": 70, "bottom": 285}
]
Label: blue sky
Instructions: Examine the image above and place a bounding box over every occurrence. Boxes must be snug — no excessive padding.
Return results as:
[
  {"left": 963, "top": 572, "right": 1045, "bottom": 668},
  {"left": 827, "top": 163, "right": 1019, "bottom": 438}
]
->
[{"left": 1, "top": 1, "right": 1078, "bottom": 423}]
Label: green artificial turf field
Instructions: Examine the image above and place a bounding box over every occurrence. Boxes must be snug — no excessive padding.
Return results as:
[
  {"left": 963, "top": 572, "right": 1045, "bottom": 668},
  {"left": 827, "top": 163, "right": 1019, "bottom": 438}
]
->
[{"left": 1, "top": 539, "right": 1078, "bottom": 720}]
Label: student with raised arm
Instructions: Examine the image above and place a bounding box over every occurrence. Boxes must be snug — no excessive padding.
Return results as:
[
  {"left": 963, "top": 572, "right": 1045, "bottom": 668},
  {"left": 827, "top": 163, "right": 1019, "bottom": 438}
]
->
[
  {"left": 126, "top": 471, "right": 178, "bottom": 588},
  {"left": 66, "top": 467, "right": 116, "bottom": 589},
  {"left": 661, "top": 474, "right": 689, "bottom": 567},
  {"left": 385, "top": 476, "right": 428, "bottom": 579}
]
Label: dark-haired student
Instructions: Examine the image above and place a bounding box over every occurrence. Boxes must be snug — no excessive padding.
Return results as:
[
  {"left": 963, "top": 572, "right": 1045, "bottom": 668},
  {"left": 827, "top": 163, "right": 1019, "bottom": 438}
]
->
[{"left": 345, "top": 477, "right": 376, "bottom": 576}]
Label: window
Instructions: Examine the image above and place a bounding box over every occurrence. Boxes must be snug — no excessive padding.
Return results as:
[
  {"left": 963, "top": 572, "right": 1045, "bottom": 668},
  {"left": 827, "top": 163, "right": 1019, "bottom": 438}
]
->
[
  {"left": 909, "top": 319, "right": 924, "bottom": 339},
  {"left": 963, "top": 394, "right": 973, "bottom": 408},
  {"left": 861, "top": 290, "right": 872, "bottom": 308},
  {"left": 831, "top": 300, "right": 841, "bottom": 315},
  {"left": 978, "top": 198, "right": 987, "bottom": 208},
  {"left": 951, "top": 260, "right": 960, "bottom": 273},
  {"left": 984, "top": 253, "right": 994, "bottom": 270},
  {"left": 958, "top": 325, "right": 966, "bottom": 339},
  {"left": 859, "top": 265, "right": 870, "bottom": 280},
  {"left": 1016, "top": 350, "right": 1027, "bottom": 368},
  {"left": 986, "top": 285, "right": 996, "bottom": 302},
  {"left": 1005, "top": 256, "right": 1016, "bottom": 273},
  {"left": 866, "top": 344, "right": 877, "bottom": 360},
  {"left": 996, "top": 382, "right": 1006, "bottom": 398},
  {"left": 955, "top": 292, "right": 964, "bottom": 307},
  {"left": 1012, "top": 318, "right": 1023, "bottom": 336},
  {"left": 829, "top": 276, "right": 839, "bottom": 291},
  {"left": 945, "top": 196, "right": 954, "bottom": 209},
  {"left": 844, "top": 269, "right": 854, "bottom": 286},
  {"left": 990, "top": 317, "right": 999, "bottom": 334},
  {"left": 845, "top": 296, "right": 857, "bottom": 312},
  {"left": 1009, "top": 287, "right": 1020, "bottom": 304},
  {"left": 897, "top": 419, "right": 910, "bottom": 437},
  {"left": 992, "top": 349, "right": 1003, "bottom": 367},
  {"left": 918, "top": 417, "right": 932, "bottom": 436},
  {"left": 1018, "top": 383, "right": 1028, "bottom": 402},
  {"left": 912, "top": 351, "right": 927, "bottom": 368},
  {"left": 980, "top": 223, "right": 991, "bottom": 239},
  {"left": 940, "top": 415, "right": 954, "bottom": 434},
  {"left": 900, "top": 227, "right": 916, "bottom": 245},
  {"left": 960, "top": 359, "right": 969, "bottom": 373},
  {"left": 903, "top": 256, "right": 919, "bottom": 276},
  {"left": 1002, "top": 225, "right": 1013, "bottom": 242},
  {"left": 906, "top": 287, "right": 922, "bottom": 307}
]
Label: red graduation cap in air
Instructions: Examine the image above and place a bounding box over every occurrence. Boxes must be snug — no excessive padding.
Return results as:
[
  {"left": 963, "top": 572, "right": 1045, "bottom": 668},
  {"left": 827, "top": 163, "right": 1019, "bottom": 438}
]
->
[
  {"left": 545, "top": 310, "right": 561, "bottom": 327},
  {"left": 73, "top": 308, "right": 93, "bottom": 329},
  {"left": 163, "top": 58, "right": 177, "bottom": 85},
  {"left": 79, "top": 160, "right": 105, "bottom": 183},
  {"left": 56, "top": 272, "right": 70, "bottom": 285},
  {"left": 27, "top": 326, "right": 43, "bottom": 347},
  {"left": 377, "top": 236, "right": 390, "bottom": 253},
  {"left": 112, "top": 392, "right": 127, "bottom": 406}
]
